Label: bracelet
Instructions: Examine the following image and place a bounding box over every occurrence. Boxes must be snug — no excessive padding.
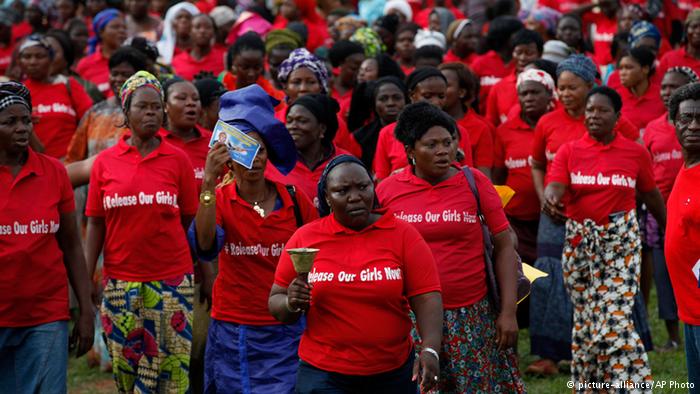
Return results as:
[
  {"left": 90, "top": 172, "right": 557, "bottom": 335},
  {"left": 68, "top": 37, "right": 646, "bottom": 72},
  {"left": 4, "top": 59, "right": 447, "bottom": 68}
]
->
[
  {"left": 422, "top": 347, "right": 440, "bottom": 362},
  {"left": 285, "top": 296, "right": 302, "bottom": 313}
]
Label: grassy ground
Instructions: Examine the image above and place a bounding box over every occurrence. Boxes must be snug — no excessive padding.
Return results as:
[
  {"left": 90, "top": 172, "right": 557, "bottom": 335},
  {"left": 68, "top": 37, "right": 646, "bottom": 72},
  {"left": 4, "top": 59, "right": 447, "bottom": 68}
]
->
[{"left": 68, "top": 288, "right": 689, "bottom": 393}]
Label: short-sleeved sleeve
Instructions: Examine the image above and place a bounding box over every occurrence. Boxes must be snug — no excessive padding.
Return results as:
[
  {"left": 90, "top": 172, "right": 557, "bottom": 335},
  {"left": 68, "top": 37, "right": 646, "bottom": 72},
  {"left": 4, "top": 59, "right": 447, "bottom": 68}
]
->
[
  {"left": 373, "top": 127, "right": 392, "bottom": 180},
  {"left": 616, "top": 116, "right": 640, "bottom": 141},
  {"left": 531, "top": 121, "right": 547, "bottom": 164},
  {"left": 548, "top": 142, "right": 572, "bottom": 186},
  {"left": 400, "top": 224, "right": 442, "bottom": 298},
  {"left": 85, "top": 156, "right": 105, "bottom": 217},
  {"left": 473, "top": 169, "right": 510, "bottom": 235},
  {"left": 493, "top": 128, "right": 506, "bottom": 168},
  {"left": 178, "top": 155, "right": 198, "bottom": 216},
  {"left": 636, "top": 146, "right": 657, "bottom": 193},
  {"left": 57, "top": 163, "right": 75, "bottom": 213},
  {"left": 273, "top": 231, "right": 303, "bottom": 288},
  {"left": 472, "top": 123, "right": 494, "bottom": 168}
]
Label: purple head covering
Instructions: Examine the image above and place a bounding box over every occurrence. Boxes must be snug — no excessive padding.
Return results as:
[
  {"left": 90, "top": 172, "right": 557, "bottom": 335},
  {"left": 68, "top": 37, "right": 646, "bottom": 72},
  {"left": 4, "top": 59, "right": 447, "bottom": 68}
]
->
[
  {"left": 88, "top": 8, "right": 122, "bottom": 54},
  {"left": 277, "top": 48, "right": 329, "bottom": 96}
]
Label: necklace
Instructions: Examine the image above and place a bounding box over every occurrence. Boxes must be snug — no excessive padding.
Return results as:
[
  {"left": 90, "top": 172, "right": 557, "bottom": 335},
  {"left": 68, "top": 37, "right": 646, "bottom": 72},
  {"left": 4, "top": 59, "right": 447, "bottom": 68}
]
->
[{"left": 252, "top": 202, "right": 265, "bottom": 217}]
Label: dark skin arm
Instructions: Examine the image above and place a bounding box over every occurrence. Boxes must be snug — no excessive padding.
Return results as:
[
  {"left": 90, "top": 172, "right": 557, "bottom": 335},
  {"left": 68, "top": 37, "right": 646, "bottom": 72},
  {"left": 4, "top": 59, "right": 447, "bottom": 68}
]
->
[
  {"left": 409, "top": 291, "right": 442, "bottom": 392},
  {"left": 85, "top": 216, "right": 106, "bottom": 306},
  {"left": 493, "top": 229, "right": 519, "bottom": 350},
  {"left": 56, "top": 211, "right": 95, "bottom": 357},
  {"left": 65, "top": 155, "right": 97, "bottom": 188},
  {"left": 531, "top": 159, "right": 547, "bottom": 207},
  {"left": 269, "top": 281, "right": 307, "bottom": 324},
  {"left": 640, "top": 188, "right": 667, "bottom": 229},
  {"left": 543, "top": 181, "right": 568, "bottom": 223}
]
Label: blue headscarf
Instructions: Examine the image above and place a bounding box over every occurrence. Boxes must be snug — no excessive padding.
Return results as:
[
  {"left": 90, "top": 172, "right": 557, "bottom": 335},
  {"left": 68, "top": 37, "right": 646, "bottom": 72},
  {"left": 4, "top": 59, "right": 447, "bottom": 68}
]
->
[
  {"left": 629, "top": 21, "right": 661, "bottom": 49},
  {"left": 316, "top": 154, "right": 377, "bottom": 217},
  {"left": 88, "top": 8, "right": 122, "bottom": 54},
  {"left": 218, "top": 84, "right": 297, "bottom": 175},
  {"left": 556, "top": 54, "right": 597, "bottom": 84}
]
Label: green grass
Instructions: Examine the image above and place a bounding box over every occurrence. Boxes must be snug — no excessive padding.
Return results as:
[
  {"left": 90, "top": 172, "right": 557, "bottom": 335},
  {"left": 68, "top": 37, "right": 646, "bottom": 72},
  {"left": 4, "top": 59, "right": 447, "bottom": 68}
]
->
[{"left": 67, "top": 288, "right": 689, "bottom": 393}]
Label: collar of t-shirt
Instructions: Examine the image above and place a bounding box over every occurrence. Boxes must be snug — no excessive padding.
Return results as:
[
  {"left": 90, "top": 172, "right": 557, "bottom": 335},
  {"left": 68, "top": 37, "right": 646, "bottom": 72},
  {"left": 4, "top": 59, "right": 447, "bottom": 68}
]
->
[
  {"left": 115, "top": 134, "right": 177, "bottom": 159},
  {"left": 507, "top": 112, "right": 535, "bottom": 131},
  {"left": 158, "top": 125, "right": 206, "bottom": 142},
  {"left": 393, "top": 164, "right": 465, "bottom": 188},
  {"left": 580, "top": 131, "right": 619, "bottom": 150},
  {"left": 325, "top": 208, "right": 395, "bottom": 234},
  {"left": 3, "top": 148, "right": 43, "bottom": 186},
  {"left": 222, "top": 180, "right": 292, "bottom": 212}
]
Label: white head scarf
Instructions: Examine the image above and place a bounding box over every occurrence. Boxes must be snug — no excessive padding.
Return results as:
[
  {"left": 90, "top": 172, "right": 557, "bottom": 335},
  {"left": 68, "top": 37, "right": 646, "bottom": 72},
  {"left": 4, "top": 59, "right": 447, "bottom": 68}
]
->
[{"left": 157, "top": 2, "right": 201, "bottom": 65}]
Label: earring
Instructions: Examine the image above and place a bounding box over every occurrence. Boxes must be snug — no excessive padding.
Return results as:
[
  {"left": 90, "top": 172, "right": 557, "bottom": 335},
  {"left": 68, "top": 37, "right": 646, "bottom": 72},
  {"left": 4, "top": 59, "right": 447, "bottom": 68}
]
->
[{"left": 409, "top": 156, "right": 416, "bottom": 166}]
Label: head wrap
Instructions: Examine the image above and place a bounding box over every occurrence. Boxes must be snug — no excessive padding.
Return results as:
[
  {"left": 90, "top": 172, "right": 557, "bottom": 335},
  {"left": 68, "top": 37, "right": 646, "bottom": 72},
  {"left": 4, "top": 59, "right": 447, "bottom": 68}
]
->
[
  {"left": 288, "top": 94, "right": 340, "bottom": 147},
  {"left": 542, "top": 40, "right": 573, "bottom": 63},
  {"left": 350, "top": 27, "right": 385, "bottom": 57},
  {"left": 0, "top": 82, "right": 32, "bottom": 108},
  {"left": 335, "top": 16, "right": 366, "bottom": 39},
  {"left": 158, "top": 3, "right": 200, "bottom": 65},
  {"left": 556, "top": 54, "right": 597, "bottom": 84},
  {"left": 430, "top": 7, "right": 456, "bottom": 34},
  {"left": 383, "top": 0, "right": 413, "bottom": 21},
  {"left": 277, "top": 48, "right": 329, "bottom": 94},
  {"left": 446, "top": 19, "right": 472, "bottom": 44},
  {"left": 209, "top": 6, "right": 236, "bottom": 28},
  {"left": 265, "top": 29, "right": 303, "bottom": 54},
  {"left": 414, "top": 29, "right": 447, "bottom": 50},
  {"left": 629, "top": 20, "right": 661, "bottom": 48},
  {"left": 119, "top": 71, "right": 163, "bottom": 111},
  {"left": 18, "top": 34, "right": 54, "bottom": 59},
  {"left": 518, "top": 6, "right": 561, "bottom": 35},
  {"left": 88, "top": 8, "right": 122, "bottom": 54},
  {"left": 219, "top": 84, "right": 297, "bottom": 175},
  {"left": 666, "top": 66, "right": 700, "bottom": 83},
  {"left": 317, "top": 154, "right": 376, "bottom": 217},
  {"left": 686, "top": 9, "right": 700, "bottom": 27},
  {"left": 194, "top": 78, "right": 228, "bottom": 107},
  {"left": 517, "top": 68, "right": 558, "bottom": 104},
  {"left": 406, "top": 67, "right": 447, "bottom": 92},
  {"left": 0, "top": 90, "right": 30, "bottom": 113}
]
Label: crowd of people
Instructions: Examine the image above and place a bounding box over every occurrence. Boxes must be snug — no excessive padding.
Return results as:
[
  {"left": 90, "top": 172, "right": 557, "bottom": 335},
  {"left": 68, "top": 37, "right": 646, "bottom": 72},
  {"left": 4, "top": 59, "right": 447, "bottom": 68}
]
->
[{"left": 1, "top": 0, "right": 700, "bottom": 393}]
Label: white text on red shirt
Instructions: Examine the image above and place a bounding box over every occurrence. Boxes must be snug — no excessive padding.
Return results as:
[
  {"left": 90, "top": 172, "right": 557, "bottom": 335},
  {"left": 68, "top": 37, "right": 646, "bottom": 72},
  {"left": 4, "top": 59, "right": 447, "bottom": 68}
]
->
[
  {"left": 570, "top": 171, "right": 637, "bottom": 188},
  {"left": 0, "top": 220, "right": 59, "bottom": 236},
  {"left": 102, "top": 191, "right": 180, "bottom": 210}
]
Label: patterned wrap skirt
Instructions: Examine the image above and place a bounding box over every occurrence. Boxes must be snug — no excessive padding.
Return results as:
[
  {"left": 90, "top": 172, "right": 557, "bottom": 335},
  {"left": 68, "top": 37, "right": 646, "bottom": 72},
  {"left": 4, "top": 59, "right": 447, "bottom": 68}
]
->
[
  {"left": 414, "top": 298, "right": 526, "bottom": 393},
  {"left": 563, "top": 211, "right": 652, "bottom": 393},
  {"left": 101, "top": 274, "right": 194, "bottom": 394}
]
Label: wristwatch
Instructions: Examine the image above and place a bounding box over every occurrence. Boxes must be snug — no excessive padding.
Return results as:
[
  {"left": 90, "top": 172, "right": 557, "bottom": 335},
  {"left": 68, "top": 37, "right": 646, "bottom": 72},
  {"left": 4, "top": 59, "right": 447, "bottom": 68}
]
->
[{"left": 199, "top": 190, "right": 215, "bottom": 207}]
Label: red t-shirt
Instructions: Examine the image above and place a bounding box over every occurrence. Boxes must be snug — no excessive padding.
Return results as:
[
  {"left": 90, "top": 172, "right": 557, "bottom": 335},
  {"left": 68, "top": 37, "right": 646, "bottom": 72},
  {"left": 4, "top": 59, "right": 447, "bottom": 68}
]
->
[
  {"left": 376, "top": 167, "right": 508, "bottom": 308},
  {"left": 485, "top": 73, "right": 518, "bottom": 127},
  {"left": 0, "top": 43, "right": 14, "bottom": 76},
  {"left": 494, "top": 114, "right": 540, "bottom": 220},
  {"left": 443, "top": 50, "right": 477, "bottom": 67},
  {"left": 665, "top": 164, "right": 700, "bottom": 325},
  {"left": 213, "top": 180, "right": 318, "bottom": 325},
  {"left": 548, "top": 133, "right": 656, "bottom": 224},
  {"left": 0, "top": 149, "right": 74, "bottom": 327},
  {"left": 457, "top": 110, "right": 495, "bottom": 168},
  {"left": 172, "top": 46, "right": 226, "bottom": 81},
  {"left": 471, "top": 51, "right": 514, "bottom": 114},
  {"left": 373, "top": 122, "right": 473, "bottom": 181},
  {"left": 76, "top": 49, "right": 112, "bottom": 97},
  {"left": 584, "top": 12, "right": 617, "bottom": 67},
  {"left": 616, "top": 83, "right": 666, "bottom": 132},
  {"left": 158, "top": 126, "right": 212, "bottom": 191},
  {"left": 605, "top": 69, "right": 663, "bottom": 92},
  {"left": 532, "top": 107, "right": 640, "bottom": 177},
  {"left": 25, "top": 77, "right": 93, "bottom": 159},
  {"left": 643, "top": 114, "right": 683, "bottom": 201},
  {"left": 273, "top": 210, "right": 441, "bottom": 375},
  {"left": 537, "top": 0, "right": 587, "bottom": 13},
  {"left": 85, "top": 135, "right": 198, "bottom": 281},
  {"left": 265, "top": 145, "right": 350, "bottom": 206},
  {"left": 658, "top": 47, "right": 700, "bottom": 79}
]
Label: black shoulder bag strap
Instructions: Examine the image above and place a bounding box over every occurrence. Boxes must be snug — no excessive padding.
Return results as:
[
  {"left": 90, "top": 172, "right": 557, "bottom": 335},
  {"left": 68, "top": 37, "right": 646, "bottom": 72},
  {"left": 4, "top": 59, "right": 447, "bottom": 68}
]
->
[{"left": 285, "top": 185, "right": 304, "bottom": 228}]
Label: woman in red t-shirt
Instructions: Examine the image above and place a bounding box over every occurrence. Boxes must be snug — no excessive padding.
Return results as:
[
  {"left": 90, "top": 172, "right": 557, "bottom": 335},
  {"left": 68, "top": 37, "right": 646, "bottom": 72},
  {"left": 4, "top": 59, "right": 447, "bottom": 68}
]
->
[
  {"left": 616, "top": 47, "right": 666, "bottom": 131},
  {"left": 270, "top": 154, "right": 442, "bottom": 393},
  {"left": 440, "top": 62, "right": 495, "bottom": 177},
  {"left": 171, "top": 14, "right": 225, "bottom": 81},
  {"left": 19, "top": 34, "right": 93, "bottom": 159},
  {"left": 444, "top": 19, "right": 479, "bottom": 66},
  {"left": 658, "top": 11, "right": 700, "bottom": 77},
  {"left": 0, "top": 89, "right": 94, "bottom": 393},
  {"left": 218, "top": 32, "right": 283, "bottom": 101},
  {"left": 85, "top": 72, "right": 198, "bottom": 393},
  {"left": 394, "top": 23, "right": 418, "bottom": 75},
  {"left": 376, "top": 102, "right": 524, "bottom": 393},
  {"left": 193, "top": 85, "right": 318, "bottom": 393},
  {"left": 544, "top": 87, "right": 666, "bottom": 388}
]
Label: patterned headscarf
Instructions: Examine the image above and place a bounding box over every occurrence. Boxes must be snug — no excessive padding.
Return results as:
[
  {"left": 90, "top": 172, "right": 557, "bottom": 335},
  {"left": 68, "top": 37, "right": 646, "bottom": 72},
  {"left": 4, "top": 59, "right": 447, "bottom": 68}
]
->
[
  {"left": 277, "top": 48, "right": 329, "bottom": 95},
  {"left": 517, "top": 68, "right": 558, "bottom": 105},
  {"left": 666, "top": 66, "right": 700, "bottom": 83},
  {"left": 88, "top": 8, "right": 122, "bottom": 54},
  {"left": 629, "top": 20, "right": 661, "bottom": 48},
  {"left": 350, "top": 27, "right": 385, "bottom": 57},
  {"left": 0, "top": 82, "right": 32, "bottom": 108},
  {"left": 556, "top": 54, "right": 597, "bottom": 84},
  {"left": 18, "top": 34, "right": 55, "bottom": 59},
  {"left": 518, "top": 6, "right": 561, "bottom": 36},
  {"left": 265, "top": 29, "right": 303, "bottom": 54},
  {"left": 0, "top": 90, "right": 30, "bottom": 113},
  {"left": 119, "top": 71, "right": 163, "bottom": 111}
]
